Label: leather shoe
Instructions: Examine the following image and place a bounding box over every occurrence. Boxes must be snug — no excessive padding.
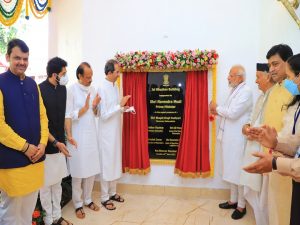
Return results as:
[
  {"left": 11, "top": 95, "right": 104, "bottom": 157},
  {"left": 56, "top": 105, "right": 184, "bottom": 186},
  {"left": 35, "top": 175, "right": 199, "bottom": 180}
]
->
[
  {"left": 231, "top": 208, "right": 246, "bottom": 220},
  {"left": 218, "top": 201, "right": 237, "bottom": 209}
]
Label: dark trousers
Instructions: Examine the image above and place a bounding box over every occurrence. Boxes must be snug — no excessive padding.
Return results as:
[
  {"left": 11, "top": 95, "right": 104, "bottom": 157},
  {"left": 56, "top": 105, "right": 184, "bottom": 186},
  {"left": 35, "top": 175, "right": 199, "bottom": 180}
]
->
[{"left": 290, "top": 180, "right": 300, "bottom": 225}]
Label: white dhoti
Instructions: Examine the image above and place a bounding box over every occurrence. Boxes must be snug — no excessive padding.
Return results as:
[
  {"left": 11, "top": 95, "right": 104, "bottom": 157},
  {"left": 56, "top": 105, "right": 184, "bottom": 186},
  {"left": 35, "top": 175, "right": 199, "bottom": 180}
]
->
[
  {"left": 0, "top": 190, "right": 38, "bottom": 225},
  {"left": 244, "top": 175, "right": 269, "bottom": 225},
  {"left": 40, "top": 153, "right": 69, "bottom": 225}
]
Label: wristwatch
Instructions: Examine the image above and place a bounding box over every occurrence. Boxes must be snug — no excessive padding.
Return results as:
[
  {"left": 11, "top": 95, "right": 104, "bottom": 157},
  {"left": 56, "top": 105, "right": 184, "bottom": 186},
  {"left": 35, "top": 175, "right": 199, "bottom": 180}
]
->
[
  {"left": 272, "top": 157, "right": 278, "bottom": 170},
  {"left": 52, "top": 139, "right": 58, "bottom": 147}
]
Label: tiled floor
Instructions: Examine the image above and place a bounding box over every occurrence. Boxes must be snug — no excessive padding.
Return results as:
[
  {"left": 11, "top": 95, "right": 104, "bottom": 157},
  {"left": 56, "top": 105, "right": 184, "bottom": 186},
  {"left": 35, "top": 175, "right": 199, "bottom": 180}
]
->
[{"left": 62, "top": 191, "right": 255, "bottom": 225}]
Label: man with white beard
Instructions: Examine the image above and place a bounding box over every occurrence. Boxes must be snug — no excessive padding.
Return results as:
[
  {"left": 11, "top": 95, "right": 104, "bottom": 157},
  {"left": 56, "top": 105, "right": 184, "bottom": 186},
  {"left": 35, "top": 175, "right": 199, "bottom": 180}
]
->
[{"left": 209, "top": 64, "right": 253, "bottom": 220}]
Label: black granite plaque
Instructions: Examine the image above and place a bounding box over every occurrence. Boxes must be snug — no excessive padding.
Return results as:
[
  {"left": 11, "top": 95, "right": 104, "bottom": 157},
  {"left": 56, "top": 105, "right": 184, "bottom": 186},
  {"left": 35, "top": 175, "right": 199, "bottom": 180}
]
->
[{"left": 147, "top": 72, "right": 186, "bottom": 160}]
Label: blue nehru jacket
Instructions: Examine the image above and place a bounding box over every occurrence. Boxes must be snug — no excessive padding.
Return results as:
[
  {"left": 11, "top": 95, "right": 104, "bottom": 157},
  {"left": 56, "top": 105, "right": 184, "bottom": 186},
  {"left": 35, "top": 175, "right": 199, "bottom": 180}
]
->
[{"left": 0, "top": 70, "right": 44, "bottom": 169}]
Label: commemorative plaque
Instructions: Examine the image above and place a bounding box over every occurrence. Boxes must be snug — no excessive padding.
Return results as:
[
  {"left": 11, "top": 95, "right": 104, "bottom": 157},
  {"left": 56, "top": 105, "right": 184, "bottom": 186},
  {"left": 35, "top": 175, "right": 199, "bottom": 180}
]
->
[{"left": 147, "top": 72, "right": 186, "bottom": 160}]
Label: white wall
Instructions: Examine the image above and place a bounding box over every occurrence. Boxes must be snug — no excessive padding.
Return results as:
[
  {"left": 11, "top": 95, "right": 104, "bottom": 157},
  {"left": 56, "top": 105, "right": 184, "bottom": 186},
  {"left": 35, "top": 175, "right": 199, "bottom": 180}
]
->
[
  {"left": 48, "top": 0, "right": 83, "bottom": 79},
  {"left": 49, "top": 0, "right": 300, "bottom": 189},
  {"left": 259, "top": 0, "right": 300, "bottom": 60}
]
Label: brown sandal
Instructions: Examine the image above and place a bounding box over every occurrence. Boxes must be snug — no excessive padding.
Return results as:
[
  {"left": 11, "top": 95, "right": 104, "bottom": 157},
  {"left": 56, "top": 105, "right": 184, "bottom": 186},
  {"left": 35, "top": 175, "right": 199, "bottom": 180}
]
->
[
  {"left": 53, "top": 217, "right": 73, "bottom": 225},
  {"left": 85, "top": 201, "right": 100, "bottom": 211},
  {"left": 110, "top": 194, "right": 125, "bottom": 202},
  {"left": 101, "top": 200, "right": 116, "bottom": 210},
  {"left": 75, "top": 207, "right": 85, "bottom": 219}
]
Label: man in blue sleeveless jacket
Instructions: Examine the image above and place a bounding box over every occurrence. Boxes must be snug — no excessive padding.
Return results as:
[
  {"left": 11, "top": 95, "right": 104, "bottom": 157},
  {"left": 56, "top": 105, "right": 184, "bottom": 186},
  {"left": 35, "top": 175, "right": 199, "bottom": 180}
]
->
[{"left": 0, "top": 39, "right": 49, "bottom": 225}]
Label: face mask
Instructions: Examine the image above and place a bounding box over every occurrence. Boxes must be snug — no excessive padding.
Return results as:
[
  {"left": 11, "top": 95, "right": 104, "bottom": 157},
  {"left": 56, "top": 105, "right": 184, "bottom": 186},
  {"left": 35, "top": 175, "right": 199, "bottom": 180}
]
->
[
  {"left": 283, "top": 79, "right": 300, "bottom": 96},
  {"left": 58, "top": 74, "right": 69, "bottom": 86}
]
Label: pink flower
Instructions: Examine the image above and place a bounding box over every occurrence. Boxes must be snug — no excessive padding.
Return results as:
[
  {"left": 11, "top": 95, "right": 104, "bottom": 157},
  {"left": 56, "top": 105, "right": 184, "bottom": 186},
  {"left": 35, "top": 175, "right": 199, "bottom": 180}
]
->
[{"left": 115, "top": 49, "right": 218, "bottom": 71}]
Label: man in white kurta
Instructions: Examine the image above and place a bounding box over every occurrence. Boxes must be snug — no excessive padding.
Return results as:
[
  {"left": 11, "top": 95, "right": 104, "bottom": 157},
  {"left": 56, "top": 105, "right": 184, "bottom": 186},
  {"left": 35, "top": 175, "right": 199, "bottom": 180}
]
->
[
  {"left": 65, "top": 62, "right": 101, "bottom": 218},
  {"left": 240, "top": 63, "right": 274, "bottom": 225},
  {"left": 210, "top": 65, "right": 253, "bottom": 220},
  {"left": 97, "top": 59, "right": 130, "bottom": 210}
]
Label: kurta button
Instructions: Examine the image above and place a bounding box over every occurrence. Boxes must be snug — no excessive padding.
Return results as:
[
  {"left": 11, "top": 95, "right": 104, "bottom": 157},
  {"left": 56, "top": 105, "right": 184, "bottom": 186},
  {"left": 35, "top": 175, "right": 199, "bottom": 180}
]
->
[
  {"left": 24, "top": 93, "right": 26, "bottom": 95},
  {"left": 20, "top": 82, "right": 23, "bottom": 85}
]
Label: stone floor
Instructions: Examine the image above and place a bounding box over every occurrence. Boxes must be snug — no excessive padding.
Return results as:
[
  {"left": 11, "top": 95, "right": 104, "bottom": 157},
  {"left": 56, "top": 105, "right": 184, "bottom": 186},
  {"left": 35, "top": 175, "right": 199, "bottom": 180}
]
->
[{"left": 62, "top": 191, "right": 255, "bottom": 225}]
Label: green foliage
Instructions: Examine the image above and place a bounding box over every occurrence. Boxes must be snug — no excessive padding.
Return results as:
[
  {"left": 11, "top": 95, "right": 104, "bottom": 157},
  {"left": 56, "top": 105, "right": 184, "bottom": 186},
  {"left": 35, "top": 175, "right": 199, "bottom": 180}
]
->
[
  {"left": 0, "top": 26, "right": 18, "bottom": 54},
  {"left": 0, "top": 10, "right": 26, "bottom": 55}
]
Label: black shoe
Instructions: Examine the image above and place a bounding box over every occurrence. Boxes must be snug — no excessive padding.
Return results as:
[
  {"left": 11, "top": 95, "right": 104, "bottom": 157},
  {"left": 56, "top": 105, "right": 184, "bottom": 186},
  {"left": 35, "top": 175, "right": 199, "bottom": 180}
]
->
[
  {"left": 231, "top": 208, "right": 246, "bottom": 220},
  {"left": 218, "top": 201, "right": 238, "bottom": 209}
]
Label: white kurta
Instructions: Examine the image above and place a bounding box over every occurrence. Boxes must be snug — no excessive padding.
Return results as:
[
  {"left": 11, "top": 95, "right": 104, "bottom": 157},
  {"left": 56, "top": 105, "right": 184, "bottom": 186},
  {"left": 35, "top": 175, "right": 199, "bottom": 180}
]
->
[
  {"left": 65, "top": 82, "right": 100, "bottom": 178},
  {"left": 217, "top": 82, "right": 253, "bottom": 185},
  {"left": 97, "top": 79, "right": 122, "bottom": 181},
  {"left": 43, "top": 153, "right": 69, "bottom": 187},
  {"left": 240, "top": 88, "right": 272, "bottom": 192},
  {"left": 239, "top": 89, "right": 272, "bottom": 225}
]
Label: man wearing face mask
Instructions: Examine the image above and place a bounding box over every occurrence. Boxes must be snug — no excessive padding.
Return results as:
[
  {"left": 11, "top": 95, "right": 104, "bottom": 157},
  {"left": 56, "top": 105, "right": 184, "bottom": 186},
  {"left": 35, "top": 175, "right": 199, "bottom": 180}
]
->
[
  {"left": 244, "top": 53, "right": 300, "bottom": 225},
  {"left": 65, "top": 62, "right": 101, "bottom": 219},
  {"left": 209, "top": 65, "right": 253, "bottom": 220},
  {"left": 39, "top": 57, "right": 72, "bottom": 225}
]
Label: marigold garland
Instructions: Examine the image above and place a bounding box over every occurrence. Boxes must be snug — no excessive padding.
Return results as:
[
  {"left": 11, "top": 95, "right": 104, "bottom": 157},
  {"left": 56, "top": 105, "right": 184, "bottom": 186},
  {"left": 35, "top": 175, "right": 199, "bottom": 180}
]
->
[
  {"left": 115, "top": 49, "right": 219, "bottom": 72},
  {"left": 28, "top": 0, "right": 51, "bottom": 19},
  {"left": 0, "top": 0, "right": 51, "bottom": 26},
  {"left": 0, "top": 0, "right": 23, "bottom": 26}
]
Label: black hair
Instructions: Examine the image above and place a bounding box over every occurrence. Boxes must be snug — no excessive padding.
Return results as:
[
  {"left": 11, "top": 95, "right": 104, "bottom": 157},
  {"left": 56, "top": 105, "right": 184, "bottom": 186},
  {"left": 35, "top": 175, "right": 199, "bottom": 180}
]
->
[
  {"left": 266, "top": 44, "right": 293, "bottom": 62},
  {"left": 104, "top": 59, "right": 118, "bottom": 75},
  {"left": 76, "top": 62, "right": 91, "bottom": 79},
  {"left": 6, "top": 39, "right": 29, "bottom": 56},
  {"left": 287, "top": 54, "right": 300, "bottom": 108},
  {"left": 46, "top": 57, "right": 68, "bottom": 77}
]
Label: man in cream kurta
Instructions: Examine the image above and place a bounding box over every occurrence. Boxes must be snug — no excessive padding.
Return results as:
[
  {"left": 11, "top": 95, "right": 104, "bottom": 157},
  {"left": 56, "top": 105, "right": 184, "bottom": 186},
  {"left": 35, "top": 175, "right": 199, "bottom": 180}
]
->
[
  {"left": 97, "top": 59, "right": 130, "bottom": 210},
  {"left": 210, "top": 64, "right": 252, "bottom": 220},
  {"left": 65, "top": 62, "right": 101, "bottom": 218},
  {"left": 240, "top": 63, "right": 274, "bottom": 225},
  {"left": 261, "top": 44, "right": 293, "bottom": 225}
]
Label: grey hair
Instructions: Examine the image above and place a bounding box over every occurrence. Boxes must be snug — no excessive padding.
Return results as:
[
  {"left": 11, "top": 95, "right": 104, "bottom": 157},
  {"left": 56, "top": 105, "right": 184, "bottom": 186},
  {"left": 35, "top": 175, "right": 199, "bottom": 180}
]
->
[{"left": 232, "top": 64, "right": 246, "bottom": 77}]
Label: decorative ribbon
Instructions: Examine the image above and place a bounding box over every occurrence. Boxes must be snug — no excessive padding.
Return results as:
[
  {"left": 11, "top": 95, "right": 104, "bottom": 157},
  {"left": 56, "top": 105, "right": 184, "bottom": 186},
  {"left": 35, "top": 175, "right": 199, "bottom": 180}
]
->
[
  {"left": 210, "top": 66, "right": 217, "bottom": 177},
  {"left": 0, "top": 0, "right": 51, "bottom": 26}
]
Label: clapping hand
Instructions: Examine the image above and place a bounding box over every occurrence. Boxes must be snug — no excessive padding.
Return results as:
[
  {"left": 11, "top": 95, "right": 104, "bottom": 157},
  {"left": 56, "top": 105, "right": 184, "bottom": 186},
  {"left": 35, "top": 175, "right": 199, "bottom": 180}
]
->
[
  {"left": 247, "top": 127, "right": 263, "bottom": 141},
  {"left": 256, "top": 125, "right": 278, "bottom": 148},
  {"left": 84, "top": 93, "right": 91, "bottom": 110},
  {"left": 243, "top": 151, "right": 273, "bottom": 174},
  {"left": 92, "top": 93, "right": 101, "bottom": 109}
]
